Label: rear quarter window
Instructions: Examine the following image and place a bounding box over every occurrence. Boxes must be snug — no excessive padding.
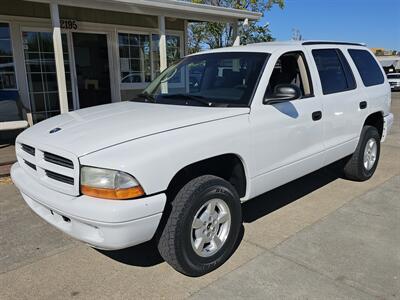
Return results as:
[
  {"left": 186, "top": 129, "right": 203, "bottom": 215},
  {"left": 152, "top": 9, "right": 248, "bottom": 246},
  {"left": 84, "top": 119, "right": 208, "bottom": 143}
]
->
[
  {"left": 348, "top": 49, "right": 385, "bottom": 87},
  {"left": 312, "top": 49, "right": 355, "bottom": 95}
]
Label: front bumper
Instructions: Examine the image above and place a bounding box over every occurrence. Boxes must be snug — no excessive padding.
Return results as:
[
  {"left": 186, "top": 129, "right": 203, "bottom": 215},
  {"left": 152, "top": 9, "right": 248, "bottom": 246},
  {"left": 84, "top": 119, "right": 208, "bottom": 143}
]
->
[
  {"left": 11, "top": 163, "right": 166, "bottom": 250},
  {"left": 381, "top": 113, "right": 394, "bottom": 143}
]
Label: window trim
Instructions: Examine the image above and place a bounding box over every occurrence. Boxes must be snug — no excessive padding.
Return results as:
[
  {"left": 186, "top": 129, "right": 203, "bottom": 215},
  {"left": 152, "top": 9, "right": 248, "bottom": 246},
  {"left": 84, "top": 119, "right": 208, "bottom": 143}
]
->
[
  {"left": 312, "top": 48, "right": 357, "bottom": 95},
  {"left": 263, "top": 50, "right": 315, "bottom": 102},
  {"left": 0, "top": 21, "right": 18, "bottom": 91},
  {"left": 336, "top": 49, "right": 357, "bottom": 91}
]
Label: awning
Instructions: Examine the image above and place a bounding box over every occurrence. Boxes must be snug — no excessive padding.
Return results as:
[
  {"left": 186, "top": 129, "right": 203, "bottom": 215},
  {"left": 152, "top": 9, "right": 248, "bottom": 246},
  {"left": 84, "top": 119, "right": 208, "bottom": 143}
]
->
[{"left": 24, "top": 0, "right": 262, "bottom": 22}]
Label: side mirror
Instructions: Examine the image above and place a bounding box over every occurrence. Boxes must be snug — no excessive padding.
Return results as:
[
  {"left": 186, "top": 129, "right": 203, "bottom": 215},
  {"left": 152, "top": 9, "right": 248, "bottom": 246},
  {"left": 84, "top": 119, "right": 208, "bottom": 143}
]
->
[{"left": 264, "top": 84, "right": 302, "bottom": 105}]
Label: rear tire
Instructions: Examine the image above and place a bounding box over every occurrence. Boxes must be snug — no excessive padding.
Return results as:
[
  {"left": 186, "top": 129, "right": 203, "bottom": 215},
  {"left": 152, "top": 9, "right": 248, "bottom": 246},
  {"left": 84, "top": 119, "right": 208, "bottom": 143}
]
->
[
  {"left": 157, "top": 175, "right": 242, "bottom": 277},
  {"left": 344, "top": 125, "right": 380, "bottom": 181}
]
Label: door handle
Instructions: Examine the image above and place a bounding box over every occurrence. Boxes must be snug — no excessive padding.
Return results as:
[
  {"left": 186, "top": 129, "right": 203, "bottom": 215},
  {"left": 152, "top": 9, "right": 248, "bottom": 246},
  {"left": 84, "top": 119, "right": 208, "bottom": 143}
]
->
[
  {"left": 359, "top": 101, "right": 367, "bottom": 109},
  {"left": 312, "top": 111, "right": 322, "bottom": 121}
]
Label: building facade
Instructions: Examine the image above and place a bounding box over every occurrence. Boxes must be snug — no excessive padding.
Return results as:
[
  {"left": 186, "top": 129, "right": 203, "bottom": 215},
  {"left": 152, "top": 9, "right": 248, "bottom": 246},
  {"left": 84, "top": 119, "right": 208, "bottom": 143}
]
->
[{"left": 0, "top": 0, "right": 260, "bottom": 127}]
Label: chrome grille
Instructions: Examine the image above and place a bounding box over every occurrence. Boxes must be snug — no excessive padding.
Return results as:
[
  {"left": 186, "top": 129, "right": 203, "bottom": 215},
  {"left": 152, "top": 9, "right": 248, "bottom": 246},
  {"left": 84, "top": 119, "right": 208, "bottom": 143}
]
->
[{"left": 43, "top": 152, "right": 74, "bottom": 169}]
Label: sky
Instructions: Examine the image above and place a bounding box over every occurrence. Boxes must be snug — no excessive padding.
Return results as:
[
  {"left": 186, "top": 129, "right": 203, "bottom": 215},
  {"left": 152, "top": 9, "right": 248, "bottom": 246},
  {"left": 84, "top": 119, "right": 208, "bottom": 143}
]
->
[{"left": 261, "top": 0, "right": 400, "bottom": 50}]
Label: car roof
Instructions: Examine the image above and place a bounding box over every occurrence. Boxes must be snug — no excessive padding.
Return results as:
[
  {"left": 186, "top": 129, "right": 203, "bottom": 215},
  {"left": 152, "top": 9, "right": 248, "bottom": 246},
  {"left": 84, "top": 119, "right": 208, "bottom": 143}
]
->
[{"left": 190, "top": 40, "right": 367, "bottom": 56}]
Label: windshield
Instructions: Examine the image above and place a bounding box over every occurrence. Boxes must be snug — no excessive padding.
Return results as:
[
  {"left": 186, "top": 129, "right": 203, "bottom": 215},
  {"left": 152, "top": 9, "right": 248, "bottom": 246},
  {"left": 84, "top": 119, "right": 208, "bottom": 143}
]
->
[{"left": 135, "top": 52, "right": 269, "bottom": 107}]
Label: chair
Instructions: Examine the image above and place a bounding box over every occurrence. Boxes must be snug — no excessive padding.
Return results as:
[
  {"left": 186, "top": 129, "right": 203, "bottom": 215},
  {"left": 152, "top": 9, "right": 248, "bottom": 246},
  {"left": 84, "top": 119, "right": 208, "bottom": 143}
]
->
[{"left": 0, "top": 91, "right": 29, "bottom": 131}]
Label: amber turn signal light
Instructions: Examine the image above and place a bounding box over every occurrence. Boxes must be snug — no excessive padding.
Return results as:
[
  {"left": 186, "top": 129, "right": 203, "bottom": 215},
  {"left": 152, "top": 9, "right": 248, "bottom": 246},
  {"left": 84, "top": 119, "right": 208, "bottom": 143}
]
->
[{"left": 81, "top": 185, "right": 145, "bottom": 200}]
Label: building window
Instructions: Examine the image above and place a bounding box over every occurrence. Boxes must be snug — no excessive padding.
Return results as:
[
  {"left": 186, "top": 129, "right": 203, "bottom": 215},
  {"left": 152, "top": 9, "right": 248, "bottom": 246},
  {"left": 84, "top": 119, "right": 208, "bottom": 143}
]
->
[
  {"left": 118, "top": 33, "right": 151, "bottom": 84},
  {"left": 0, "top": 23, "right": 17, "bottom": 90},
  {"left": 22, "top": 31, "right": 73, "bottom": 123},
  {"left": 166, "top": 35, "right": 181, "bottom": 66},
  {"left": 151, "top": 34, "right": 182, "bottom": 77}
]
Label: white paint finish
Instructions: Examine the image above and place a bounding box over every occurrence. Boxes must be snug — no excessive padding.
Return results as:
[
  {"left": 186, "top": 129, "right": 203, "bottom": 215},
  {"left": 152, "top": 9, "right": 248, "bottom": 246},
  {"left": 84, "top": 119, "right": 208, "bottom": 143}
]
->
[
  {"left": 12, "top": 40, "right": 393, "bottom": 249},
  {"left": 50, "top": 2, "right": 69, "bottom": 114},
  {"left": 12, "top": 162, "right": 166, "bottom": 223},
  {"left": 381, "top": 113, "right": 394, "bottom": 143},
  {"left": 21, "top": 191, "right": 164, "bottom": 250},
  {"left": 80, "top": 112, "right": 252, "bottom": 197},
  {"left": 16, "top": 101, "right": 250, "bottom": 157},
  {"left": 158, "top": 15, "right": 167, "bottom": 72},
  {"left": 247, "top": 48, "right": 325, "bottom": 198}
]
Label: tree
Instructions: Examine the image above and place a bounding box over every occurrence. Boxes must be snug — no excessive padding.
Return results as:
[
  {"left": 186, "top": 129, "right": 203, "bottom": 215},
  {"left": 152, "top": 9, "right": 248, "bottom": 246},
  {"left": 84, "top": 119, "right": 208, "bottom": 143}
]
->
[{"left": 187, "top": 0, "right": 285, "bottom": 53}]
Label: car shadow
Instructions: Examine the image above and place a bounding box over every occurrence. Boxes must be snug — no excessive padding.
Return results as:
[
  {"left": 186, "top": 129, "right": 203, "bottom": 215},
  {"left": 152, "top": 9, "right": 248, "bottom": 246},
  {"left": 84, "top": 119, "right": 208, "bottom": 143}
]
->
[{"left": 97, "top": 159, "right": 346, "bottom": 268}]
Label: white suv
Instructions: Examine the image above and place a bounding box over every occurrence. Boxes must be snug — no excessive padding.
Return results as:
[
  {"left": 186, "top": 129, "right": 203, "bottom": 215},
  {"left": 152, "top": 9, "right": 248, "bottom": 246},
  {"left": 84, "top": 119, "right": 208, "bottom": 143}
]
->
[
  {"left": 387, "top": 73, "right": 400, "bottom": 91},
  {"left": 12, "top": 41, "right": 393, "bottom": 276}
]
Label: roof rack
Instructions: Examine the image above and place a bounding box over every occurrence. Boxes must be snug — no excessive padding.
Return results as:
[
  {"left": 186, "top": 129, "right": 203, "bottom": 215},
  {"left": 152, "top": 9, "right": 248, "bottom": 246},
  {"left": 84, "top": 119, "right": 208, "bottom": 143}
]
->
[{"left": 302, "top": 41, "right": 365, "bottom": 47}]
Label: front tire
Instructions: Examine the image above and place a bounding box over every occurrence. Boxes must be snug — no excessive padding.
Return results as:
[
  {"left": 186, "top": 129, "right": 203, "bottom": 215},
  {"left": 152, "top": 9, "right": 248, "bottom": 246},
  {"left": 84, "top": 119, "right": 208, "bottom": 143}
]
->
[
  {"left": 157, "top": 175, "right": 242, "bottom": 277},
  {"left": 344, "top": 125, "right": 381, "bottom": 181}
]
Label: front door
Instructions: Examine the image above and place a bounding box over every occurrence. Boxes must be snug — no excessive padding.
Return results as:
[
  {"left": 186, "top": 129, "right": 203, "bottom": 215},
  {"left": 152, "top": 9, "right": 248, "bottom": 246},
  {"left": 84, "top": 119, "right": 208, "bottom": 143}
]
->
[
  {"left": 249, "top": 50, "right": 325, "bottom": 198},
  {"left": 72, "top": 32, "right": 111, "bottom": 109}
]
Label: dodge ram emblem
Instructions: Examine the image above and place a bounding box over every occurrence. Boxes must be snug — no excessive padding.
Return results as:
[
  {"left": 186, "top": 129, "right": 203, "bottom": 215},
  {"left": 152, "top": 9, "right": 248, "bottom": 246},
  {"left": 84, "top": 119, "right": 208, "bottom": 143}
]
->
[{"left": 49, "top": 127, "right": 62, "bottom": 134}]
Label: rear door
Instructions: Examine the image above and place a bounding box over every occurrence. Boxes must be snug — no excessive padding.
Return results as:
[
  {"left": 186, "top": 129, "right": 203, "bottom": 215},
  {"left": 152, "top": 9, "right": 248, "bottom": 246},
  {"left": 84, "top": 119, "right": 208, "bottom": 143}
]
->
[
  {"left": 347, "top": 48, "right": 389, "bottom": 118},
  {"left": 306, "top": 47, "right": 364, "bottom": 164}
]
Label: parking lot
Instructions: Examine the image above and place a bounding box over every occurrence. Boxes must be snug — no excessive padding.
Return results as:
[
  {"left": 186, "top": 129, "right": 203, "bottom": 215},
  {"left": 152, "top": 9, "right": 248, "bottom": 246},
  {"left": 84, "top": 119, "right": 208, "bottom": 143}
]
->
[{"left": 1, "top": 93, "right": 399, "bottom": 299}]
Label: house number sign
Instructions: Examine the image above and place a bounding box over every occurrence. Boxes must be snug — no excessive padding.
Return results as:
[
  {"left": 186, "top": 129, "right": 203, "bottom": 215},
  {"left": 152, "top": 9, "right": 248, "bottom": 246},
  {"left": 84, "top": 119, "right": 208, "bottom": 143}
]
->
[{"left": 60, "top": 19, "right": 78, "bottom": 30}]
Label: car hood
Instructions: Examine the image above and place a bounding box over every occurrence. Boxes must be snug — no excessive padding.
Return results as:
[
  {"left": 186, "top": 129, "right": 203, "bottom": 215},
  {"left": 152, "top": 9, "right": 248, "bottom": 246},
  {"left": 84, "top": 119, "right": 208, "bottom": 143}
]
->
[{"left": 18, "top": 101, "right": 250, "bottom": 157}]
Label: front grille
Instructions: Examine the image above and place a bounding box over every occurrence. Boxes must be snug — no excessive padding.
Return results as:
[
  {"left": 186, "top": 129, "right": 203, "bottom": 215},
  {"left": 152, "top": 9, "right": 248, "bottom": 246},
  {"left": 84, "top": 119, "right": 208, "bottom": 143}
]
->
[
  {"left": 43, "top": 152, "right": 74, "bottom": 169},
  {"left": 45, "top": 170, "right": 74, "bottom": 185},
  {"left": 24, "top": 160, "right": 36, "bottom": 170},
  {"left": 17, "top": 143, "right": 79, "bottom": 195},
  {"left": 21, "top": 144, "right": 35, "bottom": 156}
]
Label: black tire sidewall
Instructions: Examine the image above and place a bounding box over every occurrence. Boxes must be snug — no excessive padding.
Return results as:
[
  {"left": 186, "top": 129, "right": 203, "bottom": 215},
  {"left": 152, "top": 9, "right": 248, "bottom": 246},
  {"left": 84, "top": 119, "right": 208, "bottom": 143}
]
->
[{"left": 176, "top": 179, "right": 242, "bottom": 276}]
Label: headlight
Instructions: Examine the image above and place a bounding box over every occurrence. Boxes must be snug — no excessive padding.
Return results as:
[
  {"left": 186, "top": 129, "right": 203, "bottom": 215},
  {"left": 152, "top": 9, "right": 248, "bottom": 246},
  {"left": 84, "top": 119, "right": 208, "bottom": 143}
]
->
[{"left": 80, "top": 166, "right": 145, "bottom": 200}]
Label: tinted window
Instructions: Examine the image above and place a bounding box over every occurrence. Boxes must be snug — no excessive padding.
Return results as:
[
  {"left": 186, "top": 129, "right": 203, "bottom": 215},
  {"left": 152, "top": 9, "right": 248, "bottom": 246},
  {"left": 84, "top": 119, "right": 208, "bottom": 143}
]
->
[
  {"left": 312, "top": 49, "right": 352, "bottom": 94},
  {"left": 337, "top": 50, "right": 356, "bottom": 89},
  {"left": 348, "top": 49, "right": 384, "bottom": 87}
]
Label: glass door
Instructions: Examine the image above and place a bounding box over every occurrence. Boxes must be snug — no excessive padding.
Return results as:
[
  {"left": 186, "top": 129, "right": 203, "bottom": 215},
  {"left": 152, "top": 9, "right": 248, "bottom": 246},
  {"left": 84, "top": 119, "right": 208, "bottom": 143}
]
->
[
  {"left": 72, "top": 32, "right": 111, "bottom": 109},
  {"left": 22, "top": 30, "right": 73, "bottom": 123}
]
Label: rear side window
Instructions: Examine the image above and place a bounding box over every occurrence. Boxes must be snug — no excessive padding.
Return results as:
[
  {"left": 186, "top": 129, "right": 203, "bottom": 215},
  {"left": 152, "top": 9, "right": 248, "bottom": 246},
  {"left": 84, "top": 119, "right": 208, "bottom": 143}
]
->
[
  {"left": 312, "top": 49, "right": 355, "bottom": 94},
  {"left": 348, "top": 49, "right": 384, "bottom": 87}
]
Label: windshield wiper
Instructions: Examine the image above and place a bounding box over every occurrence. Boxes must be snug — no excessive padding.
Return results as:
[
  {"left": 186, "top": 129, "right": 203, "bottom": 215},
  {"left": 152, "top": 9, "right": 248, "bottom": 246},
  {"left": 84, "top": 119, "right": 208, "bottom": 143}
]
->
[
  {"left": 161, "top": 94, "right": 215, "bottom": 107},
  {"left": 134, "top": 92, "right": 155, "bottom": 103}
]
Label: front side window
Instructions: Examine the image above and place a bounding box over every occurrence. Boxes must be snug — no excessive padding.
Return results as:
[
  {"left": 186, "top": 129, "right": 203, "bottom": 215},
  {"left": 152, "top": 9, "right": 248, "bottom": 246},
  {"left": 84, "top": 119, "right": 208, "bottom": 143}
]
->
[
  {"left": 312, "top": 49, "right": 354, "bottom": 95},
  {"left": 266, "top": 51, "right": 313, "bottom": 98},
  {"left": 139, "top": 52, "right": 268, "bottom": 107},
  {"left": 348, "top": 49, "right": 384, "bottom": 87},
  {"left": 0, "top": 23, "right": 17, "bottom": 90}
]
